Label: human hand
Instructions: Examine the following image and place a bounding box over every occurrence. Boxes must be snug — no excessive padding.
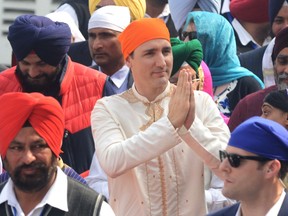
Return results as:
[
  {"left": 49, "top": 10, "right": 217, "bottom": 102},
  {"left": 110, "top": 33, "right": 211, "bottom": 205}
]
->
[{"left": 168, "top": 70, "right": 191, "bottom": 129}]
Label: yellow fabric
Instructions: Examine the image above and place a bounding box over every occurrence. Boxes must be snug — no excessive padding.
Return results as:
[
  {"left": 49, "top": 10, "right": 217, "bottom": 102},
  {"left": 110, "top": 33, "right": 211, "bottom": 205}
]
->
[{"left": 89, "top": 0, "right": 146, "bottom": 21}]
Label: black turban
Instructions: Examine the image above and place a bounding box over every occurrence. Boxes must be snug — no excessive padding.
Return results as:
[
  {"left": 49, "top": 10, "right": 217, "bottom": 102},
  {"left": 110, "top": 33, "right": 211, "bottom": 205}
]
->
[
  {"left": 8, "top": 14, "right": 71, "bottom": 66},
  {"left": 272, "top": 26, "right": 288, "bottom": 62},
  {"left": 264, "top": 90, "right": 288, "bottom": 112},
  {"left": 269, "top": 0, "right": 288, "bottom": 26}
]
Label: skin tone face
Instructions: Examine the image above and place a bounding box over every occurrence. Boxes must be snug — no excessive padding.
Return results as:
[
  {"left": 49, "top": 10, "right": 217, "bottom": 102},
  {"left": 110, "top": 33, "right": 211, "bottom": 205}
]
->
[
  {"left": 220, "top": 146, "right": 269, "bottom": 202},
  {"left": 18, "top": 53, "right": 60, "bottom": 89},
  {"left": 4, "top": 127, "right": 57, "bottom": 193},
  {"left": 274, "top": 48, "right": 288, "bottom": 90},
  {"left": 272, "top": 6, "right": 288, "bottom": 36},
  {"left": 126, "top": 39, "right": 173, "bottom": 101},
  {"left": 88, "top": 28, "right": 124, "bottom": 75},
  {"left": 261, "top": 103, "right": 288, "bottom": 129}
]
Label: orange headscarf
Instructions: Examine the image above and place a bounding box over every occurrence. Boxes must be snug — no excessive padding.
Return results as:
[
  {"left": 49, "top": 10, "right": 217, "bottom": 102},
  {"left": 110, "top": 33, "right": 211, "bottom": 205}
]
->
[
  {"left": 0, "top": 92, "right": 64, "bottom": 158},
  {"left": 118, "top": 18, "right": 170, "bottom": 60}
]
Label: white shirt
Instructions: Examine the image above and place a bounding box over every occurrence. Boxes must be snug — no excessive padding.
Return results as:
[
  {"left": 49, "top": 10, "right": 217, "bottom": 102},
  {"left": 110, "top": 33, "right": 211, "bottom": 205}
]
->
[
  {"left": 235, "top": 190, "right": 286, "bottom": 216},
  {"left": 0, "top": 167, "right": 115, "bottom": 216}
]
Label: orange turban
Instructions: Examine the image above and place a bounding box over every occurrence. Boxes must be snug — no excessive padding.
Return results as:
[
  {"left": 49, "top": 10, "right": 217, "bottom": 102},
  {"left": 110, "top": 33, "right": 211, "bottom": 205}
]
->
[
  {"left": 118, "top": 18, "right": 170, "bottom": 60},
  {"left": 0, "top": 92, "right": 64, "bottom": 158}
]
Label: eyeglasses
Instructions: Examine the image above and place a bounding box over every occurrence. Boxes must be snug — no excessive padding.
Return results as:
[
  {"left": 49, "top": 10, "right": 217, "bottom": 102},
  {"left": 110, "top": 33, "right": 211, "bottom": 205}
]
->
[
  {"left": 219, "top": 150, "right": 272, "bottom": 168},
  {"left": 181, "top": 31, "right": 197, "bottom": 41}
]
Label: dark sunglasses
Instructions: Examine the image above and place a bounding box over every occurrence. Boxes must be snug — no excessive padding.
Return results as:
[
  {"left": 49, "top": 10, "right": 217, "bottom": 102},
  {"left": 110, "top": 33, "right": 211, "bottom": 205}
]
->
[
  {"left": 181, "top": 31, "right": 197, "bottom": 41},
  {"left": 219, "top": 150, "right": 272, "bottom": 168}
]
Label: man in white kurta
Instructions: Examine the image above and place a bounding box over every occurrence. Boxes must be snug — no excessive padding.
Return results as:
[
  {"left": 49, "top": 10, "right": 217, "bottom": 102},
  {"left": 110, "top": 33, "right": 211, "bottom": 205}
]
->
[{"left": 91, "top": 18, "right": 230, "bottom": 216}]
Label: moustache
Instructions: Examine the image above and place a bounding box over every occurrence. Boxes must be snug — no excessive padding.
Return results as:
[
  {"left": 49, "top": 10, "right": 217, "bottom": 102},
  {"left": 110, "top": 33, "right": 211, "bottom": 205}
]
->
[{"left": 278, "top": 72, "right": 288, "bottom": 79}]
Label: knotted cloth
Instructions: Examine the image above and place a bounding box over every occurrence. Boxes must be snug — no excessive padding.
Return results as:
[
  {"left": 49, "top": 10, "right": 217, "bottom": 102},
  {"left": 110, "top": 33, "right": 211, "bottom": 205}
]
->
[
  {"left": 229, "top": 116, "right": 288, "bottom": 161},
  {"left": 8, "top": 14, "right": 71, "bottom": 66},
  {"left": 170, "top": 37, "right": 203, "bottom": 76},
  {"left": 118, "top": 18, "right": 170, "bottom": 60},
  {"left": 0, "top": 92, "right": 64, "bottom": 158}
]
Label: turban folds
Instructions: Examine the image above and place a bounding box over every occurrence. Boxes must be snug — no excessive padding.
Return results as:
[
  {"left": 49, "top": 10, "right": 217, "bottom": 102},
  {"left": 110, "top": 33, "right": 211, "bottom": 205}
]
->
[
  {"left": 89, "top": 0, "right": 146, "bottom": 21},
  {"left": 230, "top": 0, "right": 269, "bottom": 23},
  {"left": 169, "top": 0, "right": 221, "bottom": 31},
  {"left": 88, "top": 6, "right": 130, "bottom": 32},
  {"left": 264, "top": 90, "right": 288, "bottom": 112},
  {"left": 8, "top": 14, "right": 71, "bottom": 66},
  {"left": 229, "top": 117, "right": 288, "bottom": 161},
  {"left": 272, "top": 26, "right": 288, "bottom": 62},
  {"left": 118, "top": 18, "right": 170, "bottom": 59},
  {"left": 170, "top": 37, "right": 203, "bottom": 76},
  {"left": 0, "top": 92, "right": 64, "bottom": 158}
]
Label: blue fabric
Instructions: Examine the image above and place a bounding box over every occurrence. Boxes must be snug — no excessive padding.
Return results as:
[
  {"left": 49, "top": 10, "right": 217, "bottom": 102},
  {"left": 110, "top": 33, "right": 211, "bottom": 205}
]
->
[
  {"left": 184, "top": 11, "right": 264, "bottom": 88},
  {"left": 8, "top": 14, "right": 71, "bottom": 66},
  {"left": 229, "top": 116, "right": 288, "bottom": 161}
]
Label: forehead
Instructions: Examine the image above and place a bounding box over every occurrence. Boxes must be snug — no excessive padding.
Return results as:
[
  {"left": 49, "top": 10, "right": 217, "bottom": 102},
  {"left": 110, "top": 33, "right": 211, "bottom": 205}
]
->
[
  {"left": 226, "top": 146, "right": 256, "bottom": 156},
  {"left": 21, "top": 53, "right": 42, "bottom": 63},
  {"left": 134, "top": 39, "right": 171, "bottom": 53},
  {"left": 276, "top": 5, "right": 288, "bottom": 17},
  {"left": 277, "top": 47, "right": 288, "bottom": 58},
  {"left": 88, "top": 28, "right": 119, "bottom": 35}
]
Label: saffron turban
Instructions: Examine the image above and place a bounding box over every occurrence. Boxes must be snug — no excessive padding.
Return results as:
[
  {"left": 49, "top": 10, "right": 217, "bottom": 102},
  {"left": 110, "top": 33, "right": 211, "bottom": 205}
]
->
[
  {"left": 269, "top": 0, "right": 288, "bottom": 25},
  {"left": 0, "top": 92, "right": 64, "bottom": 158},
  {"left": 264, "top": 90, "right": 288, "bottom": 112},
  {"left": 89, "top": 0, "right": 146, "bottom": 21},
  {"left": 229, "top": 116, "right": 288, "bottom": 161},
  {"left": 88, "top": 5, "right": 130, "bottom": 32},
  {"left": 272, "top": 26, "right": 288, "bottom": 62},
  {"left": 118, "top": 18, "right": 170, "bottom": 60},
  {"left": 8, "top": 14, "right": 71, "bottom": 66},
  {"left": 230, "top": 0, "right": 269, "bottom": 23},
  {"left": 169, "top": 0, "right": 221, "bottom": 31},
  {"left": 170, "top": 37, "right": 203, "bottom": 76}
]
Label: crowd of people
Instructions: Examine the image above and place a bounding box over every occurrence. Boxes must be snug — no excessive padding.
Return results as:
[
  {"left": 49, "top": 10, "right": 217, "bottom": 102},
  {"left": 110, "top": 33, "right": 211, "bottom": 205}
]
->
[{"left": 0, "top": 0, "right": 287, "bottom": 215}]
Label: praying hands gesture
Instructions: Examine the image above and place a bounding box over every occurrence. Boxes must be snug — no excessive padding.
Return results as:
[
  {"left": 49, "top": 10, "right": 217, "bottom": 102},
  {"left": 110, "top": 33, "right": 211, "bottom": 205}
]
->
[{"left": 168, "top": 69, "right": 195, "bottom": 130}]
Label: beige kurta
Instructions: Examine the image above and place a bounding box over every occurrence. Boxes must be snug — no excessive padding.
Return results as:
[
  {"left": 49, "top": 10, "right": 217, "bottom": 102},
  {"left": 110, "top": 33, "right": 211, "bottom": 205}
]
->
[{"left": 91, "top": 83, "right": 230, "bottom": 216}]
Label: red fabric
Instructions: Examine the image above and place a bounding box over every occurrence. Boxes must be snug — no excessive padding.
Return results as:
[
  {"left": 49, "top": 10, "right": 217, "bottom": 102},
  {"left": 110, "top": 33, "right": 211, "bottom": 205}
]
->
[
  {"left": 0, "top": 57, "right": 106, "bottom": 134},
  {"left": 118, "top": 18, "right": 170, "bottom": 59},
  {"left": 230, "top": 0, "right": 269, "bottom": 23},
  {"left": 0, "top": 92, "right": 64, "bottom": 158}
]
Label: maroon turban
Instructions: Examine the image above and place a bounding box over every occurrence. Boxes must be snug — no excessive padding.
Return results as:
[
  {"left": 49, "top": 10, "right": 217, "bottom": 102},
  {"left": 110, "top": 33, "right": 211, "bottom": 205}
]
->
[
  {"left": 0, "top": 92, "right": 64, "bottom": 158},
  {"left": 272, "top": 26, "right": 288, "bottom": 62},
  {"left": 230, "top": 0, "right": 269, "bottom": 23}
]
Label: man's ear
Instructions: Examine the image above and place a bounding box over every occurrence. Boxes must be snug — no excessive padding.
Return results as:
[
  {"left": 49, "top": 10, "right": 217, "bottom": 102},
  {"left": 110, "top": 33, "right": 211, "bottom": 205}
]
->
[
  {"left": 265, "top": 160, "right": 281, "bottom": 179},
  {"left": 126, "top": 55, "right": 132, "bottom": 68}
]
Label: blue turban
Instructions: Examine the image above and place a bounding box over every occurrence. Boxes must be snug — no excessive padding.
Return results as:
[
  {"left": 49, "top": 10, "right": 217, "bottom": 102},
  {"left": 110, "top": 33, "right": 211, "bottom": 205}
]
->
[
  {"left": 229, "top": 116, "right": 288, "bottom": 161},
  {"left": 8, "top": 14, "right": 71, "bottom": 66}
]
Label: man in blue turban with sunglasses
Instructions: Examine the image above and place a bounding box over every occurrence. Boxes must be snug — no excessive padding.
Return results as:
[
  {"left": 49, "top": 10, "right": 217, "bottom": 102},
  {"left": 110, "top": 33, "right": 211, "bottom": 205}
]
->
[{"left": 209, "top": 116, "right": 288, "bottom": 216}]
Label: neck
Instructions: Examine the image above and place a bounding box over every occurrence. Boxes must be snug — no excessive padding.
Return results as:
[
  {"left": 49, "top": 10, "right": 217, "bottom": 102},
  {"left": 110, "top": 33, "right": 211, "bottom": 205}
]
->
[
  {"left": 13, "top": 171, "right": 57, "bottom": 215},
  {"left": 240, "top": 183, "right": 283, "bottom": 216},
  {"left": 100, "top": 61, "right": 125, "bottom": 77},
  {"left": 135, "top": 84, "right": 168, "bottom": 102},
  {"left": 239, "top": 21, "right": 270, "bottom": 46}
]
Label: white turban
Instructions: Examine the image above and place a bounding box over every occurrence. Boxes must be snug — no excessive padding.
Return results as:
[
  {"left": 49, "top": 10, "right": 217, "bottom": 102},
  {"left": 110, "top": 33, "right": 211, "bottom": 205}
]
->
[
  {"left": 168, "top": 0, "right": 221, "bottom": 31},
  {"left": 46, "top": 11, "right": 85, "bottom": 42},
  {"left": 88, "top": 5, "right": 131, "bottom": 32}
]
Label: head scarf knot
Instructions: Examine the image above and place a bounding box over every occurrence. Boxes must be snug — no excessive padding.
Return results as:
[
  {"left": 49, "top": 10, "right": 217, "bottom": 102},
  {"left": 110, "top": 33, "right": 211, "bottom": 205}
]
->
[
  {"left": 8, "top": 14, "right": 71, "bottom": 66},
  {"left": 229, "top": 116, "right": 288, "bottom": 161},
  {"left": 118, "top": 18, "right": 170, "bottom": 60},
  {"left": 170, "top": 37, "right": 203, "bottom": 76},
  {"left": 0, "top": 92, "right": 64, "bottom": 158}
]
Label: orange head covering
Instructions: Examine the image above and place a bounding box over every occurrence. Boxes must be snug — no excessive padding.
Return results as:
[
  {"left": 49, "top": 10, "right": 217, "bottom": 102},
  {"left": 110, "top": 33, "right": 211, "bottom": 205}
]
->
[
  {"left": 0, "top": 92, "right": 64, "bottom": 158},
  {"left": 118, "top": 18, "right": 170, "bottom": 60}
]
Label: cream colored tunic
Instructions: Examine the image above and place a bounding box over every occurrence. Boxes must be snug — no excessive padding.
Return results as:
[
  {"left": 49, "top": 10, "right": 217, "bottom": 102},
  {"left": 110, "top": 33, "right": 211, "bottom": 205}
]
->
[{"left": 91, "top": 83, "right": 229, "bottom": 216}]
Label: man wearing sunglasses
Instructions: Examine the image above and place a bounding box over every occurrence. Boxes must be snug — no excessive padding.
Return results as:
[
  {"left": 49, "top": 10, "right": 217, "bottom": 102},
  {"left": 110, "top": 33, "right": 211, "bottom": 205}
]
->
[{"left": 209, "top": 116, "right": 288, "bottom": 216}]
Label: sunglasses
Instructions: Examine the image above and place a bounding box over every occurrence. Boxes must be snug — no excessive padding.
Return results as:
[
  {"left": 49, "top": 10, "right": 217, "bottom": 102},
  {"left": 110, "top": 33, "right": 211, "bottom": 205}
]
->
[{"left": 219, "top": 150, "right": 272, "bottom": 168}]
